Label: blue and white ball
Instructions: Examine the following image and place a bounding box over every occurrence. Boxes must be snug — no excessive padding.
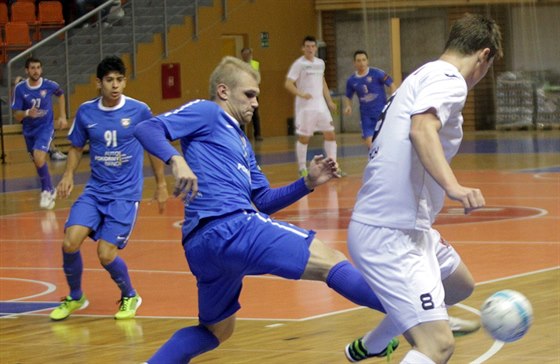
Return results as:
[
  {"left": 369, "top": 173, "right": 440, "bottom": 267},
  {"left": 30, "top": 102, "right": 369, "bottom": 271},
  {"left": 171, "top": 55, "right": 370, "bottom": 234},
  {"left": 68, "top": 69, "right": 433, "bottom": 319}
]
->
[{"left": 480, "top": 289, "right": 533, "bottom": 342}]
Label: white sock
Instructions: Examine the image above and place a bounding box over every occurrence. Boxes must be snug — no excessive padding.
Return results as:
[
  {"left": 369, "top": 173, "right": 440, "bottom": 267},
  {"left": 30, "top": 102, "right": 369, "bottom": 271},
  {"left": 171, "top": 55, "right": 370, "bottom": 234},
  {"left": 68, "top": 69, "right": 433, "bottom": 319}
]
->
[
  {"left": 362, "top": 316, "right": 400, "bottom": 354},
  {"left": 323, "top": 140, "right": 337, "bottom": 162},
  {"left": 401, "top": 349, "right": 436, "bottom": 364},
  {"left": 296, "top": 141, "right": 308, "bottom": 170}
]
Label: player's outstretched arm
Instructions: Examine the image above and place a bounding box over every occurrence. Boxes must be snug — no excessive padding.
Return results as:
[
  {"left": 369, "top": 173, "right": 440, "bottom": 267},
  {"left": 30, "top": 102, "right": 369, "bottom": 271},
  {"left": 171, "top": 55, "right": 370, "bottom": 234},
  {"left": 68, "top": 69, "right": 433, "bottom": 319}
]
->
[{"left": 304, "top": 154, "right": 339, "bottom": 190}]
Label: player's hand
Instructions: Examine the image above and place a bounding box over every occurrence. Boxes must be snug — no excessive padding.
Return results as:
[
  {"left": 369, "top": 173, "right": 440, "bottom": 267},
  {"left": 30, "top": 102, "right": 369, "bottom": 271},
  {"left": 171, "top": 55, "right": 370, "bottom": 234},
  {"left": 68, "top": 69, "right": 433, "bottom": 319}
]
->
[
  {"left": 344, "top": 105, "right": 352, "bottom": 115},
  {"left": 170, "top": 156, "right": 198, "bottom": 202},
  {"left": 56, "top": 174, "right": 74, "bottom": 199},
  {"left": 300, "top": 93, "right": 312, "bottom": 100},
  {"left": 304, "top": 154, "right": 339, "bottom": 189},
  {"left": 153, "top": 183, "right": 169, "bottom": 214},
  {"left": 57, "top": 116, "right": 68, "bottom": 130},
  {"left": 446, "top": 185, "right": 485, "bottom": 214},
  {"left": 26, "top": 106, "right": 43, "bottom": 118}
]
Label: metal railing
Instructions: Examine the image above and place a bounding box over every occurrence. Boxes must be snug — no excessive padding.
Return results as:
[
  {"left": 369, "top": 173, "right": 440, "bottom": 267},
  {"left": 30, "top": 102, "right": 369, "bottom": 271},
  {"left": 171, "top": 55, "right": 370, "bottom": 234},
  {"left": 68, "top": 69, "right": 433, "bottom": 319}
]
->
[
  {"left": 4, "top": 0, "right": 223, "bottom": 125},
  {"left": 6, "top": 0, "right": 119, "bottom": 124}
]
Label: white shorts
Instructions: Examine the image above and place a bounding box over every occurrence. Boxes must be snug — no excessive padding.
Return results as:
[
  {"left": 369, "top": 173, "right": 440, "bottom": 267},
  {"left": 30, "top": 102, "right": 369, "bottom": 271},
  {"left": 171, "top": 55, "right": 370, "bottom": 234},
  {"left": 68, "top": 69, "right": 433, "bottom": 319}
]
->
[
  {"left": 295, "top": 108, "right": 334, "bottom": 136},
  {"left": 347, "top": 221, "right": 461, "bottom": 333}
]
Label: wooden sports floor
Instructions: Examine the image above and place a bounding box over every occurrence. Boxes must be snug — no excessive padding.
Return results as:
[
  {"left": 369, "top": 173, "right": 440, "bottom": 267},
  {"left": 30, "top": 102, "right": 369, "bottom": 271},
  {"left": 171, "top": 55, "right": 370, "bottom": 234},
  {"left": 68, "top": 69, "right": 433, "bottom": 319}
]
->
[{"left": 0, "top": 130, "right": 558, "bottom": 363}]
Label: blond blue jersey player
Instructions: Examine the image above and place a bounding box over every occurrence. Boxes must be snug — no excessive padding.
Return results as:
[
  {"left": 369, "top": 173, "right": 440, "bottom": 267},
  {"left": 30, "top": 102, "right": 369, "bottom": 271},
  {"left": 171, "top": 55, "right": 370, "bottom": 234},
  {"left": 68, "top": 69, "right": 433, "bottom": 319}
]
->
[
  {"left": 49, "top": 56, "right": 168, "bottom": 322},
  {"left": 134, "top": 56, "right": 388, "bottom": 363}
]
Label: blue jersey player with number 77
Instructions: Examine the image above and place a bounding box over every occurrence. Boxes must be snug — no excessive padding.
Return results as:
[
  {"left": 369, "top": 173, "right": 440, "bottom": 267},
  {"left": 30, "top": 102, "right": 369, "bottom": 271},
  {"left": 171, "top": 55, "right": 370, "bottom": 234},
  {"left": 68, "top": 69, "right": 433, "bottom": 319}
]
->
[{"left": 49, "top": 56, "right": 169, "bottom": 321}]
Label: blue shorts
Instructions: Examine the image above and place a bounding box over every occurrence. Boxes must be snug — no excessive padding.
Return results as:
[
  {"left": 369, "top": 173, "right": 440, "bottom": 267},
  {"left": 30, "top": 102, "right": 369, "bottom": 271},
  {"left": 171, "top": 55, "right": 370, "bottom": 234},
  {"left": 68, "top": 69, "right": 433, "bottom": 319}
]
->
[
  {"left": 23, "top": 127, "right": 54, "bottom": 154},
  {"left": 184, "top": 211, "right": 315, "bottom": 325},
  {"left": 65, "top": 193, "right": 139, "bottom": 249},
  {"left": 360, "top": 111, "right": 382, "bottom": 138}
]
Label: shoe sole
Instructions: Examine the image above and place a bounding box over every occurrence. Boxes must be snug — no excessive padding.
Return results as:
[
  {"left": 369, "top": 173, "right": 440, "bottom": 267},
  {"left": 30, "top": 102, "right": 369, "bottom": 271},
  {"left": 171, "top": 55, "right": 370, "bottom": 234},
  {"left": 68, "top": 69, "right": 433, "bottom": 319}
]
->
[
  {"left": 50, "top": 299, "right": 90, "bottom": 321},
  {"left": 344, "top": 344, "right": 359, "bottom": 363}
]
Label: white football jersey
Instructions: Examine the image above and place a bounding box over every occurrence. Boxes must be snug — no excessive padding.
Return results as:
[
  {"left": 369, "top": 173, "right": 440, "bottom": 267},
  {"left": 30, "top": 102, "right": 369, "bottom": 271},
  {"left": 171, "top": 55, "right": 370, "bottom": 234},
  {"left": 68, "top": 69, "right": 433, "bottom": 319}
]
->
[
  {"left": 352, "top": 60, "right": 467, "bottom": 231},
  {"left": 286, "top": 56, "right": 330, "bottom": 113}
]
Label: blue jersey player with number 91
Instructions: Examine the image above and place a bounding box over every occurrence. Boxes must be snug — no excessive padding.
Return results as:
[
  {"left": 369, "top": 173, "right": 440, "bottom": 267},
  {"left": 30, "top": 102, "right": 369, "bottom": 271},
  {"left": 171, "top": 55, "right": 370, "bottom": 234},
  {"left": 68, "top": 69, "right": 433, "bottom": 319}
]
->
[{"left": 49, "top": 56, "right": 169, "bottom": 321}]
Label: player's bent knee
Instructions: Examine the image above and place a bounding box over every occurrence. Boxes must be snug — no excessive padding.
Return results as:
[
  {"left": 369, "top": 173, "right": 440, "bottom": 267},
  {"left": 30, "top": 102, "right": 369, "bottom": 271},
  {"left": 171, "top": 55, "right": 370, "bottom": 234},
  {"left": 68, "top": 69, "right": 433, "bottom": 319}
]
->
[
  {"left": 303, "top": 239, "right": 347, "bottom": 281},
  {"left": 63, "top": 226, "right": 90, "bottom": 253},
  {"left": 435, "top": 335, "right": 455, "bottom": 363},
  {"left": 206, "top": 316, "right": 236, "bottom": 343},
  {"left": 97, "top": 241, "right": 118, "bottom": 266},
  {"left": 405, "top": 321, "right": 455, "bottom": 362},
  {"left": 62, "top": 236, "right": 82, "bottom": 253},
  {"left": 98, "top": 253, "right": 116, "bottom": 266}
]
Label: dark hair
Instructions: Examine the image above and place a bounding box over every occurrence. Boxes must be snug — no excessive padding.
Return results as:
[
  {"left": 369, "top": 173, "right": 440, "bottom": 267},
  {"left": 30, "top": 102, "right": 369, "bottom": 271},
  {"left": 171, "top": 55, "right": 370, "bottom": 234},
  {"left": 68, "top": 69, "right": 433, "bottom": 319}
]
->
[
  {"left": 353, "top": 50, "right": 368, "bottom": 60},
  {"left": 444, "top": 13, "right": 503, "bottom": 60},
  {"left": 25, "top": 57, "right": 41, "bottom": 68},
  {"left": 302, "top": 35, "right": 316, "bottom": 45},
  {"left": 96, "top": 55, "right": 126, "bottom": 79}
]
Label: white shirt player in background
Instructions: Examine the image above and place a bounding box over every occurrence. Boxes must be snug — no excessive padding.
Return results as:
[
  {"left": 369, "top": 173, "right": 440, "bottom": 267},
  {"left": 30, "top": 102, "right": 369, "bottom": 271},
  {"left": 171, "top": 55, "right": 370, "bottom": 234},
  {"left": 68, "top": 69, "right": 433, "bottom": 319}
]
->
[
  {"left": 285, "top": 35, "right": 342, "bottom": 178},
  {"left": 344, "top": 13, "right": 503, "bottom": 364}
]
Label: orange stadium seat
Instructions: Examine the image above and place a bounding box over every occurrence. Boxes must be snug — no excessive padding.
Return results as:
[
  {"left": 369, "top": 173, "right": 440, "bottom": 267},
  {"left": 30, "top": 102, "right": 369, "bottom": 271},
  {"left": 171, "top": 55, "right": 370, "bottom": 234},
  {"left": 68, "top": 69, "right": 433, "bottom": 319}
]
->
[
  {"left": 3, "top": 21, "right": 32, "bottom": 62},
  {"left": 38, "top": 1, "right": 65, "bottom": 32},
  {"left": 0, "top": 3, "right": 8, "bottom": 29},
  {"left": 10, "top": 1, "right": 39, "bottom": 40},
  {"left": 0, "top": 2, "right": 10, "bottom": 33}
]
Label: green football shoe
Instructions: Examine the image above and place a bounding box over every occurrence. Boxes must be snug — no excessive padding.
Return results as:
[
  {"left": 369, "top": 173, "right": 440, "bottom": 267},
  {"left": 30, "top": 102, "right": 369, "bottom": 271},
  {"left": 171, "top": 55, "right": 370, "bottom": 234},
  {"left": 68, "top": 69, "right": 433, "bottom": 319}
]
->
[
  {"left": 115, "top": 294, "right": 142, "bottom": 320},
  {"left": 50, "top": 295, "right": 89, "bottom": 321},
  {"left": 344, "top": 337, "right": 399, "bottom": 362}
]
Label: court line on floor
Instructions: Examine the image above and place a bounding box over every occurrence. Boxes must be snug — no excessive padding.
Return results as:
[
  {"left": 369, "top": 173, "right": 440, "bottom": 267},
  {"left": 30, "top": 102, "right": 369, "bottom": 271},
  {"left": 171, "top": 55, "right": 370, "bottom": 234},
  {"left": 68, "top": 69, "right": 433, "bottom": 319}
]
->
[{"left": 2, "top": 267, "right": 557, "bottom": 320}]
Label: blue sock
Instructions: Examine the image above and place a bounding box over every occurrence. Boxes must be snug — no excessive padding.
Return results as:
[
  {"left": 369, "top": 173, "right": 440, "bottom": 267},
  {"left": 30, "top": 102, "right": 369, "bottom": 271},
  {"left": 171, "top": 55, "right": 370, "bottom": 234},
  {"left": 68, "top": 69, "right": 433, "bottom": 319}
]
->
[
  {"left": 63, "top": 250, "right": 83, "bottom": 300},
  {"left": 326, "top": 261, "right": 385, "bottom": 313},
  {"left": 36, "top": 164, "right": 53, "bottom": 192},
  {"left": 103, "top": 256, "right": 136, "bottom": 297},
  {"left": 148, "top": 325, "right": 220, "bottom": 363}
]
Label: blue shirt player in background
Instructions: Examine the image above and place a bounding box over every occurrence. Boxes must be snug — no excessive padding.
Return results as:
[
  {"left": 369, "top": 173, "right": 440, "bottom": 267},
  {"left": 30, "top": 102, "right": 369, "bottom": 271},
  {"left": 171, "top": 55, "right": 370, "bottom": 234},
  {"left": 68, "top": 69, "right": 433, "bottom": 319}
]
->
[
  {"left": 134, "top": 56, "right": 390, "bottom": 363},
  {"left": 11, "top": 57, "right": 68, "bottom": 209},
  {"left": 49, "top": 56, "right": 168, "bottom": 321},
  {"left": 343, "top": 50, "right": 396, "bottom": 150}
]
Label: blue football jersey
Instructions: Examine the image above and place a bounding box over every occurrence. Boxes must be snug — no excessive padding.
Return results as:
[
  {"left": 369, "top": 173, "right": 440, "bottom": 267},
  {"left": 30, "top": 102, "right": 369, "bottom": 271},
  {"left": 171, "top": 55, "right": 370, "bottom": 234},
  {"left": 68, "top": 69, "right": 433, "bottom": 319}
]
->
[
  {"left": 11, "top": 78, "right": 64, "bottom": 135},
  {"left": 345, "top": 68, "right": 393, "bottom": 114},
  {"left": 154, "top": 99, "right": 270, "bottom": 235},
  {"left": 69, "top": 96, "right": 152, "bottom": 200}
]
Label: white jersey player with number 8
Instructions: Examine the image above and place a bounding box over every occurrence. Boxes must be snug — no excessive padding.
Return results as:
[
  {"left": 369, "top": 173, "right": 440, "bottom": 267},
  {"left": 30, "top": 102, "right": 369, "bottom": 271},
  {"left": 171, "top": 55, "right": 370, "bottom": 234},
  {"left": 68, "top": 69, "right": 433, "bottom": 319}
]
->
[{"left": 344, "top": 13, "right": 504, "bottom": 364}]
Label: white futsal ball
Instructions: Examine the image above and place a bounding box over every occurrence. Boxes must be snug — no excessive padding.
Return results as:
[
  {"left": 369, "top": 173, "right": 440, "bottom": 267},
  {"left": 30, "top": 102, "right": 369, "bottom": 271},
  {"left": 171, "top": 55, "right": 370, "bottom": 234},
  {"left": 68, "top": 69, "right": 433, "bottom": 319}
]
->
[{"left": 480, "top": 289, "right": 533, "bottom": 342}]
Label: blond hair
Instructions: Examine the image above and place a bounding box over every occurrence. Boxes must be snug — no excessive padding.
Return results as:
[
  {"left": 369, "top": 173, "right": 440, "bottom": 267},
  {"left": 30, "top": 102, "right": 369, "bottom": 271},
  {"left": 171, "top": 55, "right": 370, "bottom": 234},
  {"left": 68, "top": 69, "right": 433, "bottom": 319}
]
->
[{"left": 209, "top": 56, "right": 260, "bottom": 100}]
